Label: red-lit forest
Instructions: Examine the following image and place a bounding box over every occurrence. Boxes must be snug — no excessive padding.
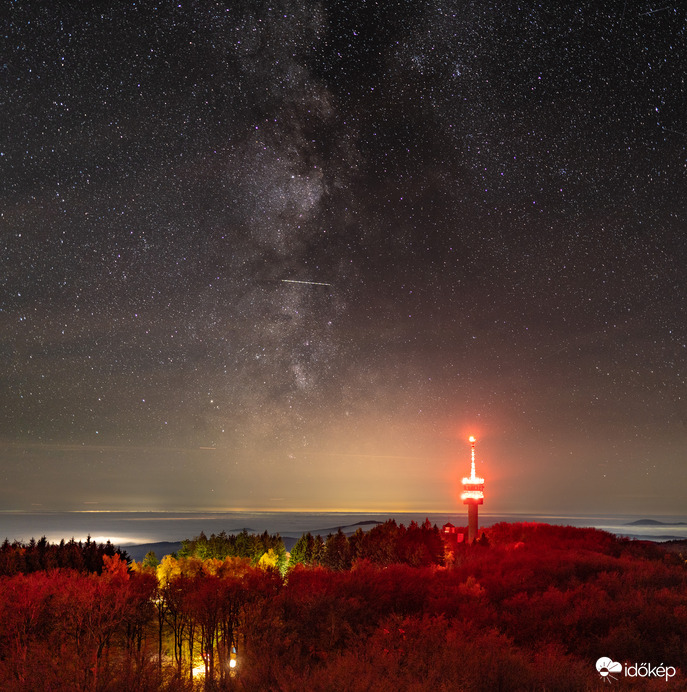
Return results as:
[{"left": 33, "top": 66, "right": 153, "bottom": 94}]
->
[{"left": 1, "top": 522, "right": 685, "bottom": 690}]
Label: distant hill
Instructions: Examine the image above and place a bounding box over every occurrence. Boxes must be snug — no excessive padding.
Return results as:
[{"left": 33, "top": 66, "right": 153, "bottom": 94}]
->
[
  {"left": 121, "top": 541, "right": 182, "bottom": 563},
  {"left": 310, "top": 520, "right": 384, "bottom": 536},
  {"left": 626, "top": 519, "right": 687, "bottom": 526},
  {"left": 278, "top": 520, "right": 383, "bottom": 536}
]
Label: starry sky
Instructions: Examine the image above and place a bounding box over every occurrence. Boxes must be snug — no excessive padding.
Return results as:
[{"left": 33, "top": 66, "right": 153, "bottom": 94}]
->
[{"left": 2, "top": 1, "right": 686, "bottom": 516}]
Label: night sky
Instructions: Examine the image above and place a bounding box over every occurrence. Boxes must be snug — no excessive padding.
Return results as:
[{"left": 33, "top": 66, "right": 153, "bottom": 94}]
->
[{"left": 2, "top": 1, "right": 686, "bottom": 515}]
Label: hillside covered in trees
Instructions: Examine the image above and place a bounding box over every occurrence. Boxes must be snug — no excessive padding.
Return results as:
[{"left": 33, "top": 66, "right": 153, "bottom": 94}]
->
[{"left": 0, "top": 522, "right": 685, "bottom": 690}]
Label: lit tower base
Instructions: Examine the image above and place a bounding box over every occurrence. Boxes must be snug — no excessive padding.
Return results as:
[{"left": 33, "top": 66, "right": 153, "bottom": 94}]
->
[{"left": 461, "top": 436, "right": 484, "bottom": 542}]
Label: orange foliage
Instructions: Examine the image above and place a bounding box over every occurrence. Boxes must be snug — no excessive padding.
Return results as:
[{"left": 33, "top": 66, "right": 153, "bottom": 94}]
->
[{"left": 1, "top": 523, "right": 685, "bottom": 690}]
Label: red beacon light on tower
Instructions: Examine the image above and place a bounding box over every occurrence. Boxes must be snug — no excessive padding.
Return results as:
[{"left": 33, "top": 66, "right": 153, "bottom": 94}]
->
[{"left": 461, "top": 435, "right": 484, "bottom": 542}]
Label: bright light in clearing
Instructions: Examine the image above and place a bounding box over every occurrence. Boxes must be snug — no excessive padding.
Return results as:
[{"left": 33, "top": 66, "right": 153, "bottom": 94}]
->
[
  {"left": 469, "top": 435, "right": 476, "bottom": 442},
  {"left": 229, "top": 659, "right": 237, "bottom": 669}
]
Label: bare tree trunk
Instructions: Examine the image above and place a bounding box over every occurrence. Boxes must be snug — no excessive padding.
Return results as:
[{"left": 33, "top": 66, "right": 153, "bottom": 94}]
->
[
  {"left": 157, "top": 603, "right": 164, "bottom": 677},
  {"left": 188, "top": 622, "right": 195, "bottom": 683}
]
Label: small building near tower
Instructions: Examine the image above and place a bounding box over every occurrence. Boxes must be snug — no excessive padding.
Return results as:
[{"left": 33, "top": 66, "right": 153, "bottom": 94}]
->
[
  {"left": 441, "top": 522, "right": 465, "bottom": 542},
  {"left": 442, "top": 522, "right": 457, "bottom": 534}
]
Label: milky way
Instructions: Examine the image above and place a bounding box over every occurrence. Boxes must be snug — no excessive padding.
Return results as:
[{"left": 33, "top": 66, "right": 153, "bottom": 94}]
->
[{"left": 1, "top": 1, "right": 686, "bottom": 514}]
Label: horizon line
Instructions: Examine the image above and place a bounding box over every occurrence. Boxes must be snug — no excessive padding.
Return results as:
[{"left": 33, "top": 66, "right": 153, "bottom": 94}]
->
[{"left": 2, "top": 508, "right": 685, "bottom": 519}]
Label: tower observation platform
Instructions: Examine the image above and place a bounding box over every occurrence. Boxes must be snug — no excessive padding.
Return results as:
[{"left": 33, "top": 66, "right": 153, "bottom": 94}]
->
[{"left": 460, "top": 435, "right": 484, "bottom": 542}]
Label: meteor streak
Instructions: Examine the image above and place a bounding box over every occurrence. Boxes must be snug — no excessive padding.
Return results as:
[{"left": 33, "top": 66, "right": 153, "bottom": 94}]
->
[{"left": 281, "top": 279, "right": 332, "bottom": 286}]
